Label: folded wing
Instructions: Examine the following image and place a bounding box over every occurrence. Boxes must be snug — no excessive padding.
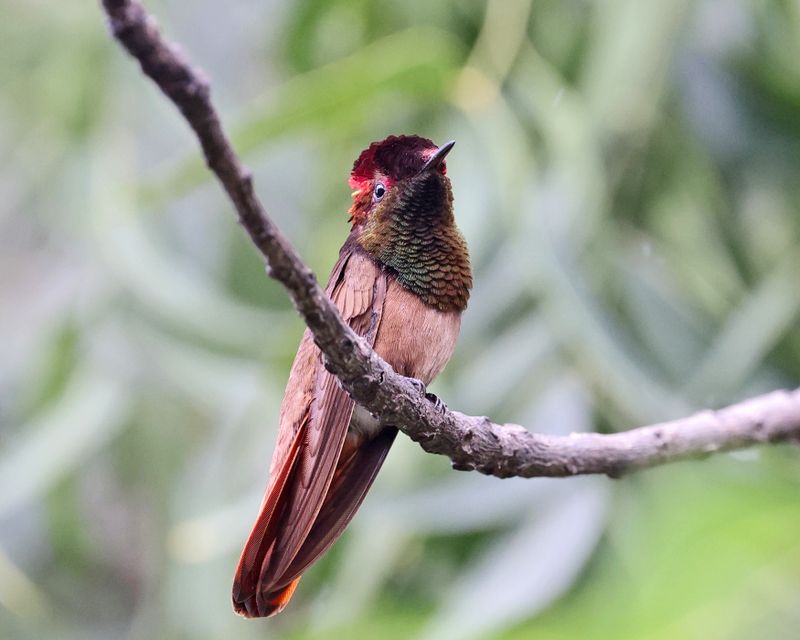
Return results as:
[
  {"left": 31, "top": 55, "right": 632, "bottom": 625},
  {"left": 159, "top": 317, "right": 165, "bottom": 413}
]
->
[{"left": 232, "top": 248, "right": 390, "bottom": 617}]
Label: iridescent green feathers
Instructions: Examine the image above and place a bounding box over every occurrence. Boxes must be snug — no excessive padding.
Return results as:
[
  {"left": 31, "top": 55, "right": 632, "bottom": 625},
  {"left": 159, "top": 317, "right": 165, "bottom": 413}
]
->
[{"left": 348, "top": 135, "right": 472, "bottom": 313}]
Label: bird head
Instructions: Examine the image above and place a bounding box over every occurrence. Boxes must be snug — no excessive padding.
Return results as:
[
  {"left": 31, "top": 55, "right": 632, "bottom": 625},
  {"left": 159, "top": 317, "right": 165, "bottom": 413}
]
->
[
  {"left": 347, "top": 135, "right": 455, "bottom": 228},
  {"left": 344, "top": 135, "right": 471, "bottom": 312}
]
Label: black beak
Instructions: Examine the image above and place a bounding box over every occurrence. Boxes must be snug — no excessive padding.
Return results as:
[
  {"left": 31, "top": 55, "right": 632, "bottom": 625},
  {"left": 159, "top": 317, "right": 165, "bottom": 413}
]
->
[{"left": 418, "top": 140, "right": 455, "bottom": 174}]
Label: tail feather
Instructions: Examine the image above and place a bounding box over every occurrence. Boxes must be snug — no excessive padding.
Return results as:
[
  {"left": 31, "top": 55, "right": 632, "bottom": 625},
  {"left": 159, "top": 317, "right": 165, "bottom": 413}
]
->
[
  {"left": 256, "top": 577, "right": 301, "bottom": 618},
  {"left": 272, "top": 428, "right": 397, "bottom": 588},
  {"left": 232, "top": 428, "right": 396, "bottom": 617},
  {"left": 232, "top": 424, "right": 305, "bottom": 616}
]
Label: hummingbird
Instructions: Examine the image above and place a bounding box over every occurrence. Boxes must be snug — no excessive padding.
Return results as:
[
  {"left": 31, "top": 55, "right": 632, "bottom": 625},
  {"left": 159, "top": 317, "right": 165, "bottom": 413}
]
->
[{"left": 232, "top": 135, "right": 472, "bottom": 617}]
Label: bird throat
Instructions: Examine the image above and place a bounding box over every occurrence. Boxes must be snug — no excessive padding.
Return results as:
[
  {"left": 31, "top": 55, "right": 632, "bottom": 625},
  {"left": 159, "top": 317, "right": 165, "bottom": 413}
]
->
[{"left": 355, "top": 177, "right": 472, "bottom": 313}]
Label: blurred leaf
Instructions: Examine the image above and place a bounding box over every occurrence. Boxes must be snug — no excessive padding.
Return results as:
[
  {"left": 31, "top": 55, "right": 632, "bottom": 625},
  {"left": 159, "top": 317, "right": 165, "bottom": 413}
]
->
[
  {"left": 0, "top": 368, "right": 128, "bottom": 519},
  {"left": 616, "top": 245, "right": 707, "bottom": 382},
  {"left": 0, "top": 545, "right": 49, "bottom": 622},
  {"left": 684, "top": 249, "right": 800, "bottom": 403},
  {"left": 421, "top": 479, "right": 608, "bottom": 640},
  {"left": 519, "top": 182, "right": 692, "bottom": 424},
  {"left": 581, "top": 0, "right": 691, "bottom": 137},
  {"left": 142, "top": 27, "right": 464, "bottom": 205}
]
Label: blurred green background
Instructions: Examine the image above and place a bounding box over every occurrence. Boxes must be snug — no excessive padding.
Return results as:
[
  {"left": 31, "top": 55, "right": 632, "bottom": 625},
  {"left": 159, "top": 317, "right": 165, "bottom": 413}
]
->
[{"left": 2, "top": 0, "right": 800, "bottom": 638}]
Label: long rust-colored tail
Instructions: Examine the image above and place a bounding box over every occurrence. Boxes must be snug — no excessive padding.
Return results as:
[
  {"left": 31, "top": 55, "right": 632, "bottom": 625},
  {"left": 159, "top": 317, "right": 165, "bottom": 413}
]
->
[
  {"left": 232, "top": 428, "right": 396, "bottom": 618},
  {"left": 232, "top": 422, "right": 306, "bottom": 618}
]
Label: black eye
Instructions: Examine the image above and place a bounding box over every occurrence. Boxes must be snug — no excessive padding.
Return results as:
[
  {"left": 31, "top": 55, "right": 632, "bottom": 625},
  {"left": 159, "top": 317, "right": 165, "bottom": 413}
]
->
[{"left": 373, "top": 183, "right": 386, "bottom": 201}]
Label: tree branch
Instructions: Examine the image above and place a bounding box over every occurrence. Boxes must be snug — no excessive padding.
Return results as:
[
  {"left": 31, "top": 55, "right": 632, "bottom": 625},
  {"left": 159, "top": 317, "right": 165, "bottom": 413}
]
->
[{"left": 100, "top": 0, "right": 800, "bottom": 479}]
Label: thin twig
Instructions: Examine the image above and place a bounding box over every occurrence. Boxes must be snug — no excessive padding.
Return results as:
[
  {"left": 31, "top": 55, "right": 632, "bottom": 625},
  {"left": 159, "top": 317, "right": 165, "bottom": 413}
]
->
[{"left": 100, "top": 0, "right": 800, "bottom": 479}]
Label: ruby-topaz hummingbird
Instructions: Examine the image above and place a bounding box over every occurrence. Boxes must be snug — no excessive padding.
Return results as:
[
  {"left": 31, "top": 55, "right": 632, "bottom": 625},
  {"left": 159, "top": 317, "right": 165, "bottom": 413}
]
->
[{"left": 232, "top": 135, "right": 472, "bottom": 617}]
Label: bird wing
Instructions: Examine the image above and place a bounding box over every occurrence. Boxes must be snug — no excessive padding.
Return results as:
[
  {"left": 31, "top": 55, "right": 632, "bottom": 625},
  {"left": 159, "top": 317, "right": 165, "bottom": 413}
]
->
[
  {"left": 233, "top": 247, "right": 388, "bottom": 617},
  {"left": 270, "top": 426, "right": 398, "bottom": 589}
]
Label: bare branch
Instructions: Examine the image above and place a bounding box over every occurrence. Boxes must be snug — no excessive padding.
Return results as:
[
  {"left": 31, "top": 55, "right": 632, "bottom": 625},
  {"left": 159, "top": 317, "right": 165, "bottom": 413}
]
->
[{"left": 100, "top": 0, "right": 800, "bottom": 479}]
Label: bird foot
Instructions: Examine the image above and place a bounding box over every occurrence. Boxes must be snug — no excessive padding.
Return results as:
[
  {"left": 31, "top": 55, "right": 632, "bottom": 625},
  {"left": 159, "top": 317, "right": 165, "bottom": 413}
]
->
[
  {"left": 408, "top": 377, "right": 447, "bottom": 414},
  {"left": 408, "top": 377, "right": 427, "bottom": 394},
  {"left": 426, "top": 392, "right": 448, "bottom": 414}
]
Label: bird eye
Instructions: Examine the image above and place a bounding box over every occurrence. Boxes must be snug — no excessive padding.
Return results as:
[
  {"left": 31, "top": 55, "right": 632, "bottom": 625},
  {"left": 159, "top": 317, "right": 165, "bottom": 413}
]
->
[{"left": 373, "top": 182, "right": 386, "bottom": 201}]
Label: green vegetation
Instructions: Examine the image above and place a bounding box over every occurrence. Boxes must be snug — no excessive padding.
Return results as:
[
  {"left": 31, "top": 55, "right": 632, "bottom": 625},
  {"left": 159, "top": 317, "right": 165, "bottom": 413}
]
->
[{"left": 1, "top": 1, "right": 799, "bottom": 638}]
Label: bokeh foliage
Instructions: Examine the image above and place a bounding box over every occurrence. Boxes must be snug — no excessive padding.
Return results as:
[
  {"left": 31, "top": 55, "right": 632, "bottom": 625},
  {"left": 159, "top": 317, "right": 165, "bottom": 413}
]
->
[{"left": 1, "top": 0, "right": 799, "bottom": 638}]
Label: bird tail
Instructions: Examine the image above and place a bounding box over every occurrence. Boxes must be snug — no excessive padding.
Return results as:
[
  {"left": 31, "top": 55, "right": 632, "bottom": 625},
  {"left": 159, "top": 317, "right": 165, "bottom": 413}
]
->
[{"left": 232, "top": 428, "right": 397, "bottom": 617}]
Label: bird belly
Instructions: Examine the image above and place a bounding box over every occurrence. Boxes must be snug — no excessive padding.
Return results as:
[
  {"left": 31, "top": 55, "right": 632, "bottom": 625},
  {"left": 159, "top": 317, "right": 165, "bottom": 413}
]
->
[
  {"left": 347, "top": 276, "right": 461, "bottom": 441},
  {"left": 374, "top": 276, "right": 462, "bottom": 384},
  {"left": 349, "top": 404, "right": 380, "bottom": 439}
]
